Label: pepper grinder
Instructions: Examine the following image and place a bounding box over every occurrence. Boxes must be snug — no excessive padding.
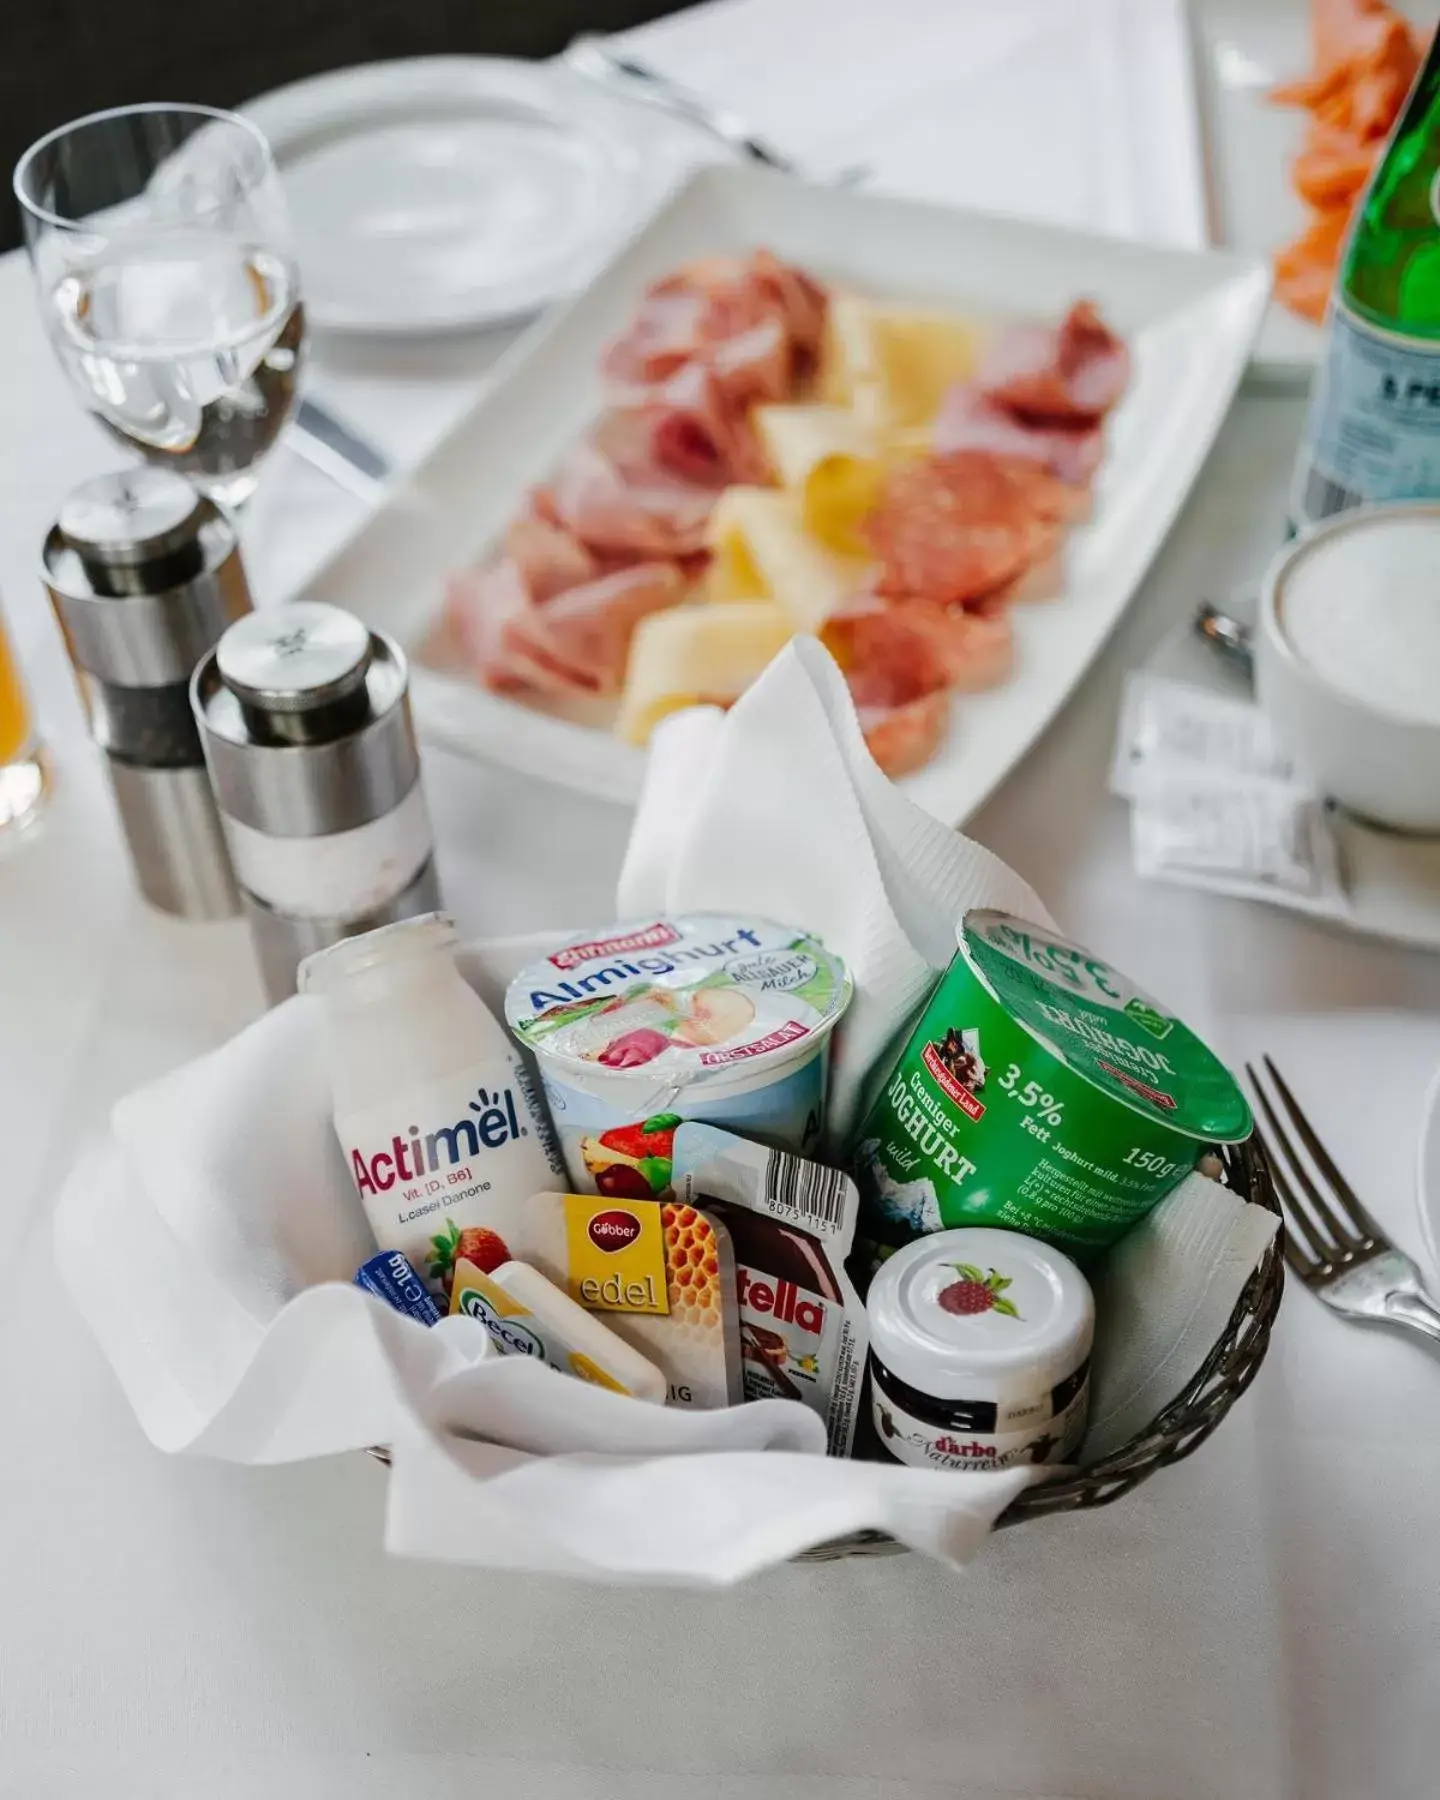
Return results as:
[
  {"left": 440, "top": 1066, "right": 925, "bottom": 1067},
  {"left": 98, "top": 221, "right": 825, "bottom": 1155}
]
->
[
  {"left": 42, "top": 469, "right": 251, "bottom": 917},
  {"left": 191, "top": 599, "right": 442, "bottom": 1003}
]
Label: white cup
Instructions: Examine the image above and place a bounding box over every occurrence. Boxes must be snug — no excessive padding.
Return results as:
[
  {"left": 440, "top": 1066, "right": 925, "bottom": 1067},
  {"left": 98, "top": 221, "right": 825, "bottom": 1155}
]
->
[{"left": 1256, "top": 504, "right": 1440, "bottom": 836}]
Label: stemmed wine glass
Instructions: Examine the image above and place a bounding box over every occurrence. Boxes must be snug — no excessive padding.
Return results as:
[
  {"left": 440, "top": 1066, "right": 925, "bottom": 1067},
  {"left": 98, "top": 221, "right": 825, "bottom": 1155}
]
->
[{"left": 14, "top": 103, "right": 306, "bottom": 510}]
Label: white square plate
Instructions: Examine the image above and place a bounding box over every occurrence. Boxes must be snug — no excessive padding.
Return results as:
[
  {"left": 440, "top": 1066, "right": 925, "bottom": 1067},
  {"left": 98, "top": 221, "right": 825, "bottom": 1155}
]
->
[{"left": 301, "top": 164, "right": 1270, "bottom": 822}]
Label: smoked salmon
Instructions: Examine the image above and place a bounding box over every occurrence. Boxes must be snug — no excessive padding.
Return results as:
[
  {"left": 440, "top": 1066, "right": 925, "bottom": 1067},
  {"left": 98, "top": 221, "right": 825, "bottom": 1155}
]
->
[{"left": 1271, "top": 0, "right": 1423, "bottom": 322}]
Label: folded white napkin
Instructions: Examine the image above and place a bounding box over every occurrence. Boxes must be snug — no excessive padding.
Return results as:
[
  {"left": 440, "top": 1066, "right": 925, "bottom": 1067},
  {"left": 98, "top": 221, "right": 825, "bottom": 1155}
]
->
[
  {"left": 54, "top": 640, "right": 1273, "bottom": 1584},
  {"left": 620, "top": 638, "right": 1053, "bottom": 1139}
]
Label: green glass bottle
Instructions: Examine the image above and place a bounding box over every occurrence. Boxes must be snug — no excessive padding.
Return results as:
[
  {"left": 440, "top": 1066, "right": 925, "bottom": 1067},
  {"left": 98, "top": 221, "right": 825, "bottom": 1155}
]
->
[{"left": 1291, "top": 28, "right": 1440, "bottom": 529}]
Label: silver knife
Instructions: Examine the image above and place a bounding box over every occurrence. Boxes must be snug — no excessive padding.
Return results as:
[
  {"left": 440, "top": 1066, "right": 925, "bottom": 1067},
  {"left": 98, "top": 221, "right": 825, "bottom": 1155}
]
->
[
  {"left": 563, "top": 34, "right": 868, "bottom": 187},
  {"left": 289, "top": 397, "right": 392, "bottom": 502}
]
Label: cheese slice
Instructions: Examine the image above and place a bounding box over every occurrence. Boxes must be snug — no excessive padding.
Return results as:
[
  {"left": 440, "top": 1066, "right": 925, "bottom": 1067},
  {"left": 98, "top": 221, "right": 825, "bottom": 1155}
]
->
[
  {"left": 617, "top": 600, "right": 794, "bottom": 746},
  {"left": 801, "top": 428, "right": 932, "bottom": 557},
  {"left": 703, "top": 487, "right": 870, "bottom": 633},
  {"left": 752, "top": 403, "right": 878, "bottom": 490},
  {"left": 705, "top": 485, "right": 774, "bottom": 604},
  {"left": 818, "top": 294, "right": 988, "bottom": 430}
]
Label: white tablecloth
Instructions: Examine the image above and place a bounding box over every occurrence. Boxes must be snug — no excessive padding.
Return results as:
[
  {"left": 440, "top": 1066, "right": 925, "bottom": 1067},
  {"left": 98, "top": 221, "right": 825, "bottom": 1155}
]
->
[{"left": 5, "top": 4, "right": 1440, "bottom": 1796}]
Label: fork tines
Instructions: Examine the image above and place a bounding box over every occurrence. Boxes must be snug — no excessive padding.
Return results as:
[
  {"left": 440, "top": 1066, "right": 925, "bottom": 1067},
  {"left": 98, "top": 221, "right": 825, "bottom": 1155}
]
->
[{"left": 1244, "top": 1056, "right": 1386, "bottom": 1284}]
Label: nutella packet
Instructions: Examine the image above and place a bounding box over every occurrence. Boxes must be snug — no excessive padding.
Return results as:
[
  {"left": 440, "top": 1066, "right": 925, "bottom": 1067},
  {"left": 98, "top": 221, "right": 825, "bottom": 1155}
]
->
[{"left": 672, "top": 1123, "right": 867, "bottom": 1457}]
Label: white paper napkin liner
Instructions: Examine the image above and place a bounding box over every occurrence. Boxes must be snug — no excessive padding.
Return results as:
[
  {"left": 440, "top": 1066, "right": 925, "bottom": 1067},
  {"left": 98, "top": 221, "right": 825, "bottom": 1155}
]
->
[
  {"left": 385, "top": 1423, "right": 1041, "bottom": 1582},
  {"left": 110, "top": 997, "right": 374, "bottom": 1328},
  {"left": 1083, "top": 1171, "right": 1279, "bottom": 1463},
  {"left": 618, "top": 638, "right": 1055, "bottom": 1139},
  {"left": 56, "top": 1142, "right": 1051, "bottom": 1578}
]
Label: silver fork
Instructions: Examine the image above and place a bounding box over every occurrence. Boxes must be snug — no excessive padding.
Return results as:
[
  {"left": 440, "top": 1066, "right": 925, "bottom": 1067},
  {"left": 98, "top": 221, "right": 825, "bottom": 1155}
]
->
[{"left": 1247, "top": 1056, "right": 1440, "bottom": 1347}]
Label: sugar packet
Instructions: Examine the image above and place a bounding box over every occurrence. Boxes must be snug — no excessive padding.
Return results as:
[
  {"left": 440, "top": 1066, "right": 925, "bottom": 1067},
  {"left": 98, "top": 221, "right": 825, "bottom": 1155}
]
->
[
  {"left": 1110, "top": 672, "right": 1296, "bottom": 799},
  {"left": 1130, "top": 774, "right": 1344, "bottom": 902},
  {"left": 1112, "top": 673, "right": 1345, "bottom": 908}
]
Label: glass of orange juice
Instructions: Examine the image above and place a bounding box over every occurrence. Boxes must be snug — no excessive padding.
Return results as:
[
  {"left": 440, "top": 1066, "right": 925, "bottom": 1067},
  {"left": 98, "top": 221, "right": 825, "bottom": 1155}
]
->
[{"left": 0, "top": 605, "right": 49, "bottom": 836}]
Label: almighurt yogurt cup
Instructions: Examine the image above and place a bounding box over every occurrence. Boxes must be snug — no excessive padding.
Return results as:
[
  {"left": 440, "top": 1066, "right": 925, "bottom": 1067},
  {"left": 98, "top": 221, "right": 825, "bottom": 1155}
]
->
[
  {"left": 505, "top": 916, "right": 851, "bottom": 1198},
  {"left": 854, "top": 909, "right": 1252, "bottom": 1261}
]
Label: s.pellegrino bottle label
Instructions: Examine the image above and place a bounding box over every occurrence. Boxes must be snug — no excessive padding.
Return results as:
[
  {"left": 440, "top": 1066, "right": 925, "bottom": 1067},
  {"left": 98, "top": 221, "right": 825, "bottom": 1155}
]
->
[{"left": 1290, "top": 26, "right": 1440, "bottom": 531}]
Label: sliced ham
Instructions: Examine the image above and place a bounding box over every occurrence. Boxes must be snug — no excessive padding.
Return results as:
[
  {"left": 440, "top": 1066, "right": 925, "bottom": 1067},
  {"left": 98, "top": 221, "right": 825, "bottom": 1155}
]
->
[
  {"left": 600, "top": 250, "right": 826, "bottom": 485},
  {"left": 857, "top": 691, "right": 953, "bottom": 778},
  {"left": 608, "top": 249, "right": 828, "bottom": 382},
  {"left": 748, "top": 248, "right": 829, "bottom": 369},
  {"left": 446, "top": 558, "right": 685, "bottom": 697},
  {"left": 932, "top": 382, "right": 1105, "bottom": 486},
  {"left": 864, "top": 451, "right": 1065, "bottom": 605},
  {"left": 550, "top": 413, "right": 725, "bottom": 559},
  {"left": 823, "top": 591, "right": 1014, "bottom": 705},
  {"left": 600, "top": 288, "right": 711, "bottom": 386},
  {"left": 611, "top": 361, "right": 775, "bottom": 488},
  {"left": 528, "top": 563, "right": 688, "bottom": 692},
  {"left": 977, "top": 301, "right": 1130, "bottom": 424},
  {"left": 501, "top": 515, "right": 599, "bottom": 600}
]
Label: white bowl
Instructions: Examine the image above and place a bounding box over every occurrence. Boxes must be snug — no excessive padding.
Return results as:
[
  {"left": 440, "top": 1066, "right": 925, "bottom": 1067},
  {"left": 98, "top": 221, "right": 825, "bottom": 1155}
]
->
[{"left": 1256, "top": 504, "right": 1440, "bottom": 836}]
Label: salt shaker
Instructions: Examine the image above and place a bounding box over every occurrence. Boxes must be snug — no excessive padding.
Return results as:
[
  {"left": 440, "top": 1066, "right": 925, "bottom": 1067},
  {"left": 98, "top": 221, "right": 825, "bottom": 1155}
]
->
[
  {"left": 42, "top": 469, "right": 251, "bottom": 917},
  {"left": 191, "top": 599, "right": 441, "bottom": 1002}
]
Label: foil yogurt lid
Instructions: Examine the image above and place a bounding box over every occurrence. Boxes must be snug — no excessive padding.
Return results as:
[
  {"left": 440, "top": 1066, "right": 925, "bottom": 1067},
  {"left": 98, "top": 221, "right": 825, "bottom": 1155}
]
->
[
  {"left": 505, "top": 915, "right": 851, "bottom": 1086},
  {"left": 960, "top": 909, "right": 1253, "bottom": 1144}
]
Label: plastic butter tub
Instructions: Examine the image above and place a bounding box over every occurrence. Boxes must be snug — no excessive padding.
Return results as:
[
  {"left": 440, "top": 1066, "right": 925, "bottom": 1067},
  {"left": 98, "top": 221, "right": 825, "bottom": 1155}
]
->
[
  {"left": 853, "top": 909, "right": 1252, "bottom": 1260},
  {"left": 505, "top": 916, "right": 851, "bottom": 1197},
  {"left": 449, "top": 1257, "right": 667, "bottom": 1402}
]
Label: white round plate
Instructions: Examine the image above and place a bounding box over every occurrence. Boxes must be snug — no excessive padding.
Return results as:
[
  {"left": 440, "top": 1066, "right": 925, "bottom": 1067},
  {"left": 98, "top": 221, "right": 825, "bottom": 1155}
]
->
[
  {"left": 1150, "top": 605, "right": 1440, "bottom": 951},
  {"left": 244, "top": 57, "right": 722, "bottom": 335},
  {"left": 1416, "top": 1062, "right": 1440, "bottom": 1276}
]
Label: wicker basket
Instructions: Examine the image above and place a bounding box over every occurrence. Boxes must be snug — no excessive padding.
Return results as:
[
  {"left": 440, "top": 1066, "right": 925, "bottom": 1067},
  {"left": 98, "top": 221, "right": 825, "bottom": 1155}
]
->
[
  {"left": 795, "top": 1137, "right": 1284, "bottom": 1559},
  {"left": 370, "top": 1139, "right": 1282, "bottom": 1560}
]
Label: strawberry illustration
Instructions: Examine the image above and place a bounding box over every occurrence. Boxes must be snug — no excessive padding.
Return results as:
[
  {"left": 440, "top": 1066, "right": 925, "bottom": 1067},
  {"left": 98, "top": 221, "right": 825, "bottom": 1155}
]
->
[
  {"left": 586, "top": 1113, "right": 681, "bottom": 1197},
  {"left": 937, "top": 1264, "right": 1020, "bottom": 1319},
  {"left": 455, "top": 1226, "right": 510, "bottom": 1274},
  {"left": 428, "top": 1219, "right": 511, "bottom": 1293},
  {"left": 597, "top": 1114, "right": 681, "bottom": 1162}
]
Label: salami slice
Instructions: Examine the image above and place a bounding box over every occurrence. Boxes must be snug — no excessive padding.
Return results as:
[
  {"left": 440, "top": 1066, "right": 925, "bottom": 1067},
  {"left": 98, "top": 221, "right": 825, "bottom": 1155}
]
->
[
  {"left": 824, "top": 590, "right": 1014, "bottom": 705},
  {"left": 857, "top": 690, "right": 953, "bottom": 778},
  {"left": 864, "top": 451, "right": 1060, "bottom": 605}
]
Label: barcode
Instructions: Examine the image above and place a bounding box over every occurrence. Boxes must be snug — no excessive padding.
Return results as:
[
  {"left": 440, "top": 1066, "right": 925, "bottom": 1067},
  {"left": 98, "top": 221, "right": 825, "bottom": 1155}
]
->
[
  {"left": 1301, "top": 465, "right": 1365, "bottom": 522},
  {"left": 765, "top": 1148, "right": 846, "bottom": 1230}
]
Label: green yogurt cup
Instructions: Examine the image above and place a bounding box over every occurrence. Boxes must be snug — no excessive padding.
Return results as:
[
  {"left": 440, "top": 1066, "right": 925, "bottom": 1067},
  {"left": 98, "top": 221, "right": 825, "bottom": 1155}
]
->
[{"left": 853, "top": 909, "right": 1252, "bottom": 1261}]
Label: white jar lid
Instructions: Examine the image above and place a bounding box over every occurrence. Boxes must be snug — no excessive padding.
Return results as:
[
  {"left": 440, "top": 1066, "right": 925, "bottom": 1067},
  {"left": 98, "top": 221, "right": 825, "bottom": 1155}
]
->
[{"left": 867, "top": 1227, "right": 1094, "bottom": 1404}]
